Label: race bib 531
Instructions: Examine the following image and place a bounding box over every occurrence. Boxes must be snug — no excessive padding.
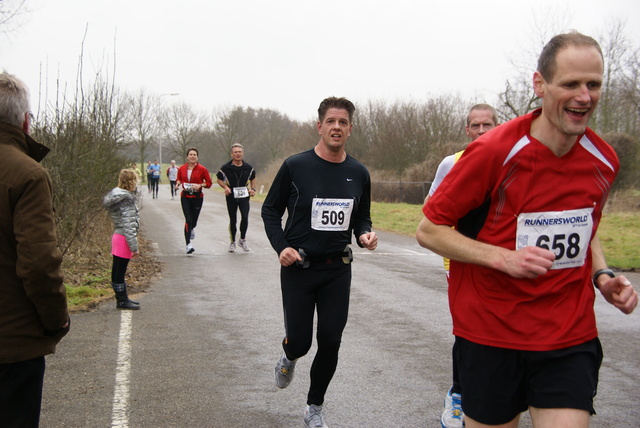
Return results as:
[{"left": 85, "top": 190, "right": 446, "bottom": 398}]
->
[{"left": 233, "top": 187, "right": 249, "bottom": 198}]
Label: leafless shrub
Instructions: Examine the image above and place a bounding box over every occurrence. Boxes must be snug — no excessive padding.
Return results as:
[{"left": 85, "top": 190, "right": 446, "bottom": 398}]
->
[{"left": 33, "top": 75, "right": 129, "bottom": 257}]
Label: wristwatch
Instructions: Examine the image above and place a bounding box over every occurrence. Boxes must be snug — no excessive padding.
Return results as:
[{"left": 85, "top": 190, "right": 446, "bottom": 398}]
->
[{"left": 592, "top": 268, "right": 615, "bottom": 289}]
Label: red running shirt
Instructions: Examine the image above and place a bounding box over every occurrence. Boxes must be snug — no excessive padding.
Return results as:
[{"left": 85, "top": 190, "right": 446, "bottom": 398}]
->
[
  {"left": 177, "top": 163, "right": 213, "bottom": 199},
  {"left": 424, "top": 109, "right": 619, "bottom": 351}
]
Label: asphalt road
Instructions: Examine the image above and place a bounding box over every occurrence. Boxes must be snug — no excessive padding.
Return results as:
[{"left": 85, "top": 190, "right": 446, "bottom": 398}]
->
[{"left": 40, "top": 184, "right": 639, "bottom": 427}]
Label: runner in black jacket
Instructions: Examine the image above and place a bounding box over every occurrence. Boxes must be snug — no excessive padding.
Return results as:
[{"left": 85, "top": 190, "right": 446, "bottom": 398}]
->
[{"left": 261, "top": 97, "right": 378, "bottom": 428}]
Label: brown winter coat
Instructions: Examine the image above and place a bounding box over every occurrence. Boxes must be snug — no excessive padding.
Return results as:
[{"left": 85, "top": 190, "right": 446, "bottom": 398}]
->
[{"left": 0, "top": 122, "right": 69, "bottom": 364}]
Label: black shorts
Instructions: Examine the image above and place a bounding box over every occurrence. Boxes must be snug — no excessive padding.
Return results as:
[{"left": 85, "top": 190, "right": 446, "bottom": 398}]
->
[{"left": 455, "top": 336, "right": 603, "bottom": 425}]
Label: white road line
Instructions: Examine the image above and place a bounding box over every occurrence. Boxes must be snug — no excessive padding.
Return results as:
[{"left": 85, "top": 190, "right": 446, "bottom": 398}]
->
[
  {"left": 356, "top": 250, "right": 436, "bottom": 256},
  {"left": 111, "top": 310, "right": 133, "bottom": 428}
]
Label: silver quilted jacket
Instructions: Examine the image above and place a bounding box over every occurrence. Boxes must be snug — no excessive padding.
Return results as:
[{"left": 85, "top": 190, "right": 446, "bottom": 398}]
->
[{"left": 103, "top": 187, "right": 139, "bottom": 253}]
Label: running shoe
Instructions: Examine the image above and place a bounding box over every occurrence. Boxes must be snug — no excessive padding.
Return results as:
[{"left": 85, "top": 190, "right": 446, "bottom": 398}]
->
[
  {"left": 238, "top": 238, "right": 250, "bottom": 252},
  {"left": 228, "top": 242, "right": 236, "bottom": 252},
  {"left": 186, "top": 243, "right": 195, "bottom": 254},
  {"left": 441, "top": 388, "right": 464, "bottom": 428},
  {"left": 304, "top": 404, "right": 328, "bottom": 428},
  {"left": 274, "top": 352, "right": 296, "bottom": 388},
  {"left": 190, "top": 228, "right": 195, "bottom": 240}
]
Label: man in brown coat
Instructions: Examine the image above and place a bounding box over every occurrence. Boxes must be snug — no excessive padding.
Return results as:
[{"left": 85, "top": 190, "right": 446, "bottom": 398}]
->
[{"left": 0, "top": 71, "right": 70, "bottom": 427}]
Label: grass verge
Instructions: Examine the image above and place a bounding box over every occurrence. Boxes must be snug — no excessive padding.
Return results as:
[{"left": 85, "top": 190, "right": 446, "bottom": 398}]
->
[
  {"left": 370, "top": 202, "right": 638, "bottom": 270},
  {"left": 371, "top": 201, "right": 424, "bottom": 237},
  {"left": 65, "top": 270, "right": 112, "bottom": 309},
  {"left": 597, "top": 212, "right": 639, "bottom": 270}
]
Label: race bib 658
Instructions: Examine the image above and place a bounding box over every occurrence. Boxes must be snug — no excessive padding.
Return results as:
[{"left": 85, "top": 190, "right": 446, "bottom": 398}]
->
[{"left": 516, "top": 207, "right": 594, "bottom": 270}]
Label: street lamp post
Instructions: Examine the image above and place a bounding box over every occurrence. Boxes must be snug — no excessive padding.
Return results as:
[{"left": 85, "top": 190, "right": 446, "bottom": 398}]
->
[{"left": 159, "top": 93, "right": 180, "bottom": 166}]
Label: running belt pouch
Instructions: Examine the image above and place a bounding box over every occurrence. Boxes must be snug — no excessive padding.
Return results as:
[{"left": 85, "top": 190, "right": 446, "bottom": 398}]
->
[{"left": 342, "top": 245, "right": 353, "bottom": 264}]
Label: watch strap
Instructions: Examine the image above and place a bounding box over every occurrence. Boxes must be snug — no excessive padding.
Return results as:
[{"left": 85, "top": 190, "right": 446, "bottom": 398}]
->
[{"left": 592, "top": 268, "right": 615, "bottom": 289}]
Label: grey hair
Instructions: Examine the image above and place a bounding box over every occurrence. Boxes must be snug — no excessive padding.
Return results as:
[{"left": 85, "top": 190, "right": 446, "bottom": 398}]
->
[
  {"left": 0, "top": 71, "right": 30, "bottom": 128},
  {"left": 467, "top": 104, "right": 498, "bottom": 126}
]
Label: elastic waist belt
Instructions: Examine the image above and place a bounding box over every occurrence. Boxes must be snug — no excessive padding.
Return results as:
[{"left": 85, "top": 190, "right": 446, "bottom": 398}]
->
[
  {"left": 307, "top": 252, "right": 344, "bottom": 262},
  {"left": 182, "top": 191, "right": 203, "bottom": 198},
  {"left": 297, "top": 246, "right": 353, "bottom": 269}
]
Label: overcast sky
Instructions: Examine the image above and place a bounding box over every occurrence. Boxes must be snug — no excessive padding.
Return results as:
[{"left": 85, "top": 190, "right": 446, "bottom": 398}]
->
[{"left": 2, "top": 0, "right": 639, "bottom": 122}]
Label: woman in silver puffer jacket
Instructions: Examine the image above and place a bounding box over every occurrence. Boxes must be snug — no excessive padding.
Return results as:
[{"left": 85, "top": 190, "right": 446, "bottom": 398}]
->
[{"left": 103, "top": 169, "right": 141, "bottom": 310}]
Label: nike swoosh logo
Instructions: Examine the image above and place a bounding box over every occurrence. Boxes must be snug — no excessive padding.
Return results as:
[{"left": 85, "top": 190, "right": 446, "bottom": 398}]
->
[{"left": 346, "top": 178, "right": 353, "bottom": 182}]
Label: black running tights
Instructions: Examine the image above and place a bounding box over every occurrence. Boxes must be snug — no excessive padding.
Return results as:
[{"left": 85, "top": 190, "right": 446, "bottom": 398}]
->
[
  {"left": 280, "top": 263, "right": 352, "bottom": 406},
  {"left": 225, "top": 196, "right": 250, "bottom": 242},
  {"left": 181, "top": 196, "right": 203, "bottom": 244}
]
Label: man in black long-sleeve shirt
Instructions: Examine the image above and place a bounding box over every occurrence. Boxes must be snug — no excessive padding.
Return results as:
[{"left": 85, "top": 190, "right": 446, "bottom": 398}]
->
[{"left": 262, "top": 96, "right": 378, "bottom": 428}]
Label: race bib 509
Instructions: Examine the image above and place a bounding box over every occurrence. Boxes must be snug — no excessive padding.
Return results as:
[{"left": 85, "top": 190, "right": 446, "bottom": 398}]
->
[{"left": 311, "top": 198, "right": 354, "bottom": 231}]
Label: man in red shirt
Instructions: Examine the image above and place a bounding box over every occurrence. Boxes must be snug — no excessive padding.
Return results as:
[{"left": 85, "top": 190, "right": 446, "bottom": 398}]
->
[{"left": 417, "top": 32, "right": 637, "bottom": 428}]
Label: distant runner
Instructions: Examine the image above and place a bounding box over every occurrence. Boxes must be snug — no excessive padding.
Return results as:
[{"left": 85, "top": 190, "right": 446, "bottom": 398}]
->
[
  {"left": 216, "top": 143, "right": 256, "bottom": 252},
  {"left": 175, "top": 148, "right": 212, "bottom": 254}
]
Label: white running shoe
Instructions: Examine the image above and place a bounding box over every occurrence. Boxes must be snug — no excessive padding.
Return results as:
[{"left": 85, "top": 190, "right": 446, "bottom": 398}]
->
[
  {"left": 228, "top": 242, "right": 236, "bottom": 252},
  {"left": 274, "top": 352, "right": 296, "bottom": 388},
  {"left": 441, "top": 388, "right": 464, "bottom": 428},
  {"left": 186, "top": 243, "right": 195, "bottom": 254},
  {"left": 238, "top": 238, "right": 250, "bottom": 252},
  {"left": 304, "top": 404, "right": 328, "bottom": 428},
  {"left": 190, "top": 228, "right": 195, "bottom": 240}
]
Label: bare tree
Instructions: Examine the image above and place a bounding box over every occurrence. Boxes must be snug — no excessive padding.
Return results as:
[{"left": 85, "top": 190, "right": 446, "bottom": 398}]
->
[
  {"left": 603, "top": 132, "right": 640, "bottom": 190},
  {"left": 350, "top": 97, "right": 466, "bottom": 176},
  {"left": 36, "top": 76, "right": 129, "bottom": 256},
  {"left": 496, "top": 7, "right": 569, "bottom": 121},
  {"left": 163, "top": 102, "right": 206, "bottom": 162},
  {"left": 251, "top": 108, "right": 296, "bottom": 163},
  {"left": 0, "top": 0, "right": 28, "bottom": 35},
  {"left": 596, "top": 21, "right": 627, "bottom": 133},
  {"left": 592, "top": 21, "right": 640, "bottom": 137},
  {"left": 497, "top": 79, "right": 540, "bottom": 121},
  {"left": 623, "top": 48, "right": 640, "bottom": 117},
  {"left": 123, "top": 89, "right": 162, "bottom": 172},
  {"left": 211, "top": 106, "right": 254, "bottom": 155},
  {"left": 205, "top": 106, "right": 303, "bottom": 175}
]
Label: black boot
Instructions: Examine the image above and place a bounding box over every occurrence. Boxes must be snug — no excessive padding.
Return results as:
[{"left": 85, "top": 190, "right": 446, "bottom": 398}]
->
[
  {"left": 123, "top": 287, "right": 140, "bottom": 305},
  {"left": 112, "top": 283, "right": 140, "bottom": 310},
  {"left": 116, "top": 292, "right": 140, "bottom": 310}
]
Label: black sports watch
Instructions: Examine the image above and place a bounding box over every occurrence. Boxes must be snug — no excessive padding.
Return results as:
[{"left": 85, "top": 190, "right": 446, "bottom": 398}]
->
[{"left": 592, "top": 268, "right": 615, "bottom": 289}]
